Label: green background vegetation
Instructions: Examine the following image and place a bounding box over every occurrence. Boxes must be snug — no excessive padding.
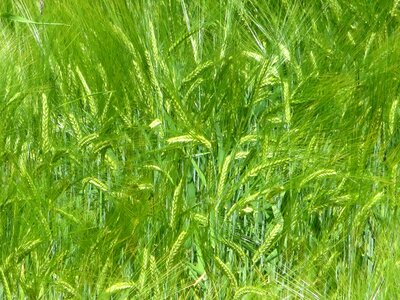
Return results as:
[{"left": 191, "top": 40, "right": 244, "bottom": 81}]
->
[{"left": 1, "top": 0, "right": 399, "bottom": 298}]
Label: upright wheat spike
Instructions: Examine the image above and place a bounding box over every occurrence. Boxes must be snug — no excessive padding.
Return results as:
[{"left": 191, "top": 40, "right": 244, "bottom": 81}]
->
[
  {"left": 18, "top": 160, "right": 38, "bottom": 198},
  {"left": 145, "top": 50, "right": 163, "bottom": 101},
  {"left": 67, "top": 113, "right": 82, "bottom": 141},
  {"left": 283, "top": 80, "right": 291, "bottom": 128},
  {"left": 150, "top": 255, "right": 161, "bottom": 298},
  {"left": 166, "top": 231, "right": 187, "bottom": 270},
  {"left": 170, "top": 179, "right": 183, "bottom": 228},
  {"left": 168, "top": 95, "right": 190, "bottom": 126},
  {"left": 389, "top": 98, "right": 398, "bottom": 136},
  {"left": 216, "top": 154, "right": 232, "bottom": 208},
  {"left": 138, "top": 248, "right": 149, "bottom": 290},
  {"left": 41, "top": 93, "right": 50, "bottom": 153},
  {"left": 148, "top": 20, "right": 160, "bottom": 64}
]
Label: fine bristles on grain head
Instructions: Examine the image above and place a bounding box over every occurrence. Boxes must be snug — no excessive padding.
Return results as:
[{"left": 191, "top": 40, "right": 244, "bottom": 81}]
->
[{"left": 1, "top": 0, "right": 399, "bottom": 298}]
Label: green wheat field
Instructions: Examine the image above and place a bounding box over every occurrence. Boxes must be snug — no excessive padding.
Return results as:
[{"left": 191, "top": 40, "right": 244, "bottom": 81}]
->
[{"left": 1, "top": 0, "right": 399, "bottom": 299}]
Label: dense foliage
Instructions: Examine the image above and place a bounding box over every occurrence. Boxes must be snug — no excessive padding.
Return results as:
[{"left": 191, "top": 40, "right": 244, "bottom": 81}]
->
[{"left": 1, "top": 0, "right": 399, "bottom": 298}]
